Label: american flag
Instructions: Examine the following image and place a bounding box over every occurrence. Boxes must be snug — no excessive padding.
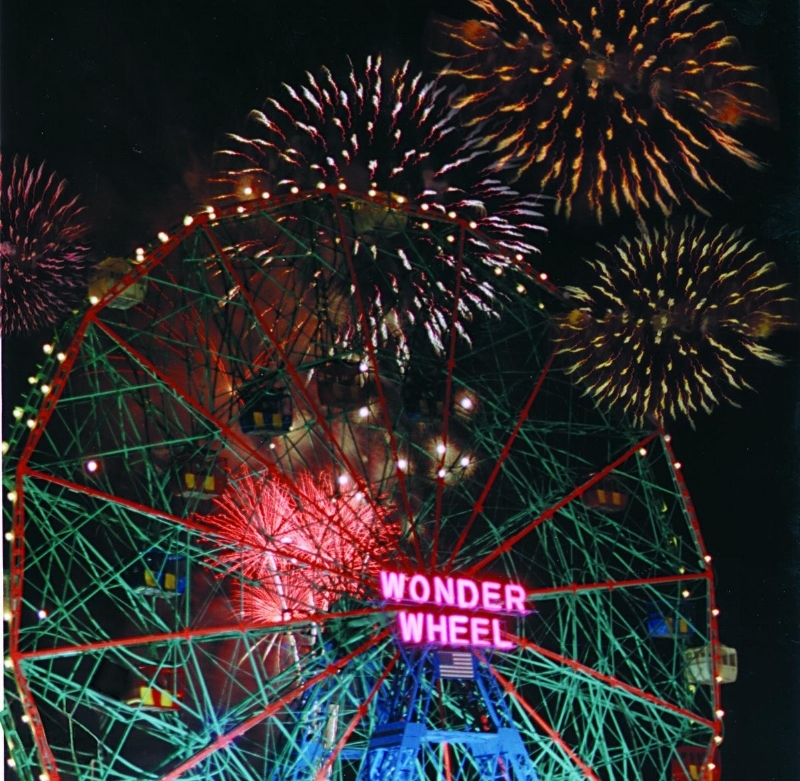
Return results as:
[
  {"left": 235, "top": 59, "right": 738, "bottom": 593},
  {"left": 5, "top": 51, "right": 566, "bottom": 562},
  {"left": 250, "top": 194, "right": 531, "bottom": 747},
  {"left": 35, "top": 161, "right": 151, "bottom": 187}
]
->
[{"left": 438, "top": 651, "right": 474, "bottom": 679}]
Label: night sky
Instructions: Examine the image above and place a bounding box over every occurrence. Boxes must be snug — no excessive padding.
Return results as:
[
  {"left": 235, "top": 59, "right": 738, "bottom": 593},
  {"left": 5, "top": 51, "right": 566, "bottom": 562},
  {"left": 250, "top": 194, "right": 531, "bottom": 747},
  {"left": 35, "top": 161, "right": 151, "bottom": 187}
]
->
[{"left": 3, "top": 1, "right": 799, "bottom": 779}]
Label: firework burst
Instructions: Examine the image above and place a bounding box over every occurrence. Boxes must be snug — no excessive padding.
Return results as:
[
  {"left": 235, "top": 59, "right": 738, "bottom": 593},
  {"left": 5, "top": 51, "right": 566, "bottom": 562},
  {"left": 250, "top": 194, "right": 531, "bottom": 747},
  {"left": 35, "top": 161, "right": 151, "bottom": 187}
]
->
[
  {"left": 557, "top": 218, "right": 794, "bottom": 426},
  {"left": 432, "top": 0, "right": 775, "bottom": 224},
  {"left": 201, "top": 468, "right": 401, "bottom": 622},
  {"left": 1, "top": 155, "right": 90, "bottom": 335},
  {"left": 214, "top": 55, "right": 545, "bottom": 364}
]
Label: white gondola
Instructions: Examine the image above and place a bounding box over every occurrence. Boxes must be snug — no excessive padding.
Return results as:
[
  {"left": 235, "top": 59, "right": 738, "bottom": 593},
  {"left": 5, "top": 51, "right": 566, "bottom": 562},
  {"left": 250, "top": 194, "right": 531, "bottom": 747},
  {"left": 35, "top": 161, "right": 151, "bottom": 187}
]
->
[
  {"left": 684, "top": 644, "right": 738, "bottom": 685},
  {"left": 88, "top": 257, "right": 147, "bottom": 310}
]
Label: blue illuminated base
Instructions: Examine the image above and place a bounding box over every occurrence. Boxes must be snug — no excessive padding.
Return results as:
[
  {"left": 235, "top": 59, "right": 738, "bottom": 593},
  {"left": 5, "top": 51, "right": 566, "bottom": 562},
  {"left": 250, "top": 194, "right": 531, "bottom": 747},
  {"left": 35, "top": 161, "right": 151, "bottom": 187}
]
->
[
  {"left": 356, "top": 647, "right": 539, "bottom": 781},
  {"left": 360, "top": 721, "right": 539, "bottom": 781}
]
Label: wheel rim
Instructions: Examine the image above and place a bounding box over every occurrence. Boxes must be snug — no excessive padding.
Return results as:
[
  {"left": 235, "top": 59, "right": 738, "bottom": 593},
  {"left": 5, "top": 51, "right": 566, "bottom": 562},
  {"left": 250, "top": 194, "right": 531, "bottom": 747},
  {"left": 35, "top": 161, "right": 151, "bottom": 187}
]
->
[{"left": 5, "top": 189, "right": 724, "bottom": 781}]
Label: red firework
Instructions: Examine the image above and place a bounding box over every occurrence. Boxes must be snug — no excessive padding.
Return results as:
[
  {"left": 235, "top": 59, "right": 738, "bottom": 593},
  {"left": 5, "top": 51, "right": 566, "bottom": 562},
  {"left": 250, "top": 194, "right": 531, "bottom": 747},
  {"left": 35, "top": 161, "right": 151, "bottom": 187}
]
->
[
  {"left": 1, "top": 155, "right": 90, "bottom": 335},
  {"left": 432, "top": 0, "right": 775, "bottom": 224},
  {"left": 201, "top": 468, "right": 401, "bottom": 623}
]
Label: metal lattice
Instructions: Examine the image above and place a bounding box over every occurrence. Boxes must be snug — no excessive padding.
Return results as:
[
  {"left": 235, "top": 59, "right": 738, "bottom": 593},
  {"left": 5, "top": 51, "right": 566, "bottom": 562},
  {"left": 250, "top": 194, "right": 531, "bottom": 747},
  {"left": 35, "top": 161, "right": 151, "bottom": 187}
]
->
[{"left": 4, "top": 189, "right": 727, "bottom": 781}]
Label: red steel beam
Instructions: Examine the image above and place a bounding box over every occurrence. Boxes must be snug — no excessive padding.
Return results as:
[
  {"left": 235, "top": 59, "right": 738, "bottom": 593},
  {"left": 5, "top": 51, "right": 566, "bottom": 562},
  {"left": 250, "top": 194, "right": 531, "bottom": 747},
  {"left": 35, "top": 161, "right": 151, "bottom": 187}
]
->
[
  {"left": 313, "top": 650, "right": 400, "bottom": 781},
  {"left": 330, "top": 197, "right": 421, "bottom": 564},
  {"left": 467, "top": 429, "right": 662, "bottom": 576},
  {"left": 157, "top": 627, "right": 391, "bottom": 781},
  {"left": 433, "top": 223, "right": 467, "bottom": 570},
  {"left": 485, "top": 658, "right": 601, "bottom": 781},
  {"left": 514, "top": 635, "right": 716, "bottom": 729}
]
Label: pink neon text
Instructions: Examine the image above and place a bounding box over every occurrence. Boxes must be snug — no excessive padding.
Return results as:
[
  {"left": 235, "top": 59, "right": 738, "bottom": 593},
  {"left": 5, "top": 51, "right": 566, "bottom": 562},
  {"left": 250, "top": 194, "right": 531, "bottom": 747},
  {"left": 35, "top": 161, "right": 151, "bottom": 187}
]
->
[
  {"left": 397, "top": 611, "right": 513, "bottom": 649},
  {"left": 379, "top": 571, "right": 527, "bottom": 614}
]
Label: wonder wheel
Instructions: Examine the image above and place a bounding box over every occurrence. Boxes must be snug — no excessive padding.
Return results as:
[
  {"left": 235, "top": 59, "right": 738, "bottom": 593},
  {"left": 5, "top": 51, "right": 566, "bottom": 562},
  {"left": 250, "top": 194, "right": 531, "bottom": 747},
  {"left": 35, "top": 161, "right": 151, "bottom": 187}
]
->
[{"left": 4, "top": 188, "right": 732, "bottom": 781}]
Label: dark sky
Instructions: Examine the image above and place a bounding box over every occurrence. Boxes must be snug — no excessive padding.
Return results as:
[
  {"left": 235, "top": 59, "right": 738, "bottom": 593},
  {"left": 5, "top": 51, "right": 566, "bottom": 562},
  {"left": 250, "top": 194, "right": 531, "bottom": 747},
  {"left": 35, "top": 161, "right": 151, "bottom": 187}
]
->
[{"left": 3, "top": 1, "right": 799, "bottom": 779}]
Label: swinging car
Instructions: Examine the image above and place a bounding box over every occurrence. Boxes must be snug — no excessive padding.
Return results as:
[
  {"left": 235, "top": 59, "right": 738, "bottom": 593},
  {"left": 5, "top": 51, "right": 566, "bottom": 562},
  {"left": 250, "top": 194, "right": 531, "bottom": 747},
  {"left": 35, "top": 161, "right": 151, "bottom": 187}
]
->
[
  {"left": 317, "top": 362, "right": 374, "bottom": 408},
  {"left": 240, "top": 389, "right": 292, "bottom": 435},
  {"left": 125, "top": 664, "right": 184, "bottom": 711}
]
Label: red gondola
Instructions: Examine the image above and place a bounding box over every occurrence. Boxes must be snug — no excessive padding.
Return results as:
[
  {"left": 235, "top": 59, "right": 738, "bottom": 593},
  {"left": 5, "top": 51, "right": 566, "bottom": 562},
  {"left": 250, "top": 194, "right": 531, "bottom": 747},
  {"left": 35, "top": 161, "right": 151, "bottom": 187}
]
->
[{"left": 671, "top": 746, "right": 721, "bottom": 781}]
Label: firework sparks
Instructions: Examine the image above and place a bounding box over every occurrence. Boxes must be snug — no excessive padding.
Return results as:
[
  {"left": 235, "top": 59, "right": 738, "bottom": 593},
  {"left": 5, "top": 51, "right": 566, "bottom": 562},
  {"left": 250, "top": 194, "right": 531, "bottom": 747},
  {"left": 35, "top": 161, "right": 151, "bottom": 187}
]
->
[
  {"left": 432, "top": 0, "right": 775, "bottom": 224},
  {"left": 214, "top": 55, "right": 545, "bottom": 365},
  {"left": 201, "top": 469, "right": 401, "bottom": 622},
  {"left": 1, "top": 155, "right": 90, "bottom": 335},
  {"left": 557, "top": 218, "right": 794, "bottom": 426}
]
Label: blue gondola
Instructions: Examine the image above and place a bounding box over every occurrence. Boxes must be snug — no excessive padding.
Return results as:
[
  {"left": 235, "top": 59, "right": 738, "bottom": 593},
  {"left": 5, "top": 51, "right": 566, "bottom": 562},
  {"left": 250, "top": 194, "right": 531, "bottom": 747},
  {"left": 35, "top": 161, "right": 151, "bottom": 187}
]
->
[
  {"left": 646, "top": 602, "right": 695, "bottom": 639},
  {"left": 133, "top": 549, "right": 186, "bottom": 597}
]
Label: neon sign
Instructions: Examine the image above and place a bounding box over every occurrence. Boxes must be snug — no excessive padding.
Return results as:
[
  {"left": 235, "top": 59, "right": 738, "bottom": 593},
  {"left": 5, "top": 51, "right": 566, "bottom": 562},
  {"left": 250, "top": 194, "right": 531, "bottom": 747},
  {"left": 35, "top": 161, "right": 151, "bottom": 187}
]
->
[{"left": 379, "top": 571, "right": 528, "bottom": 650}]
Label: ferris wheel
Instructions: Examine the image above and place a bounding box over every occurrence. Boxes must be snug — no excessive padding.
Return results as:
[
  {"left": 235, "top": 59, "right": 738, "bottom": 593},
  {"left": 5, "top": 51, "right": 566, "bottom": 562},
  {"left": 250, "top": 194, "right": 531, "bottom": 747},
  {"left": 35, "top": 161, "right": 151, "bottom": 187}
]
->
[{"left": 4, "top": 189, "right": 733, "bottom": 781}]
